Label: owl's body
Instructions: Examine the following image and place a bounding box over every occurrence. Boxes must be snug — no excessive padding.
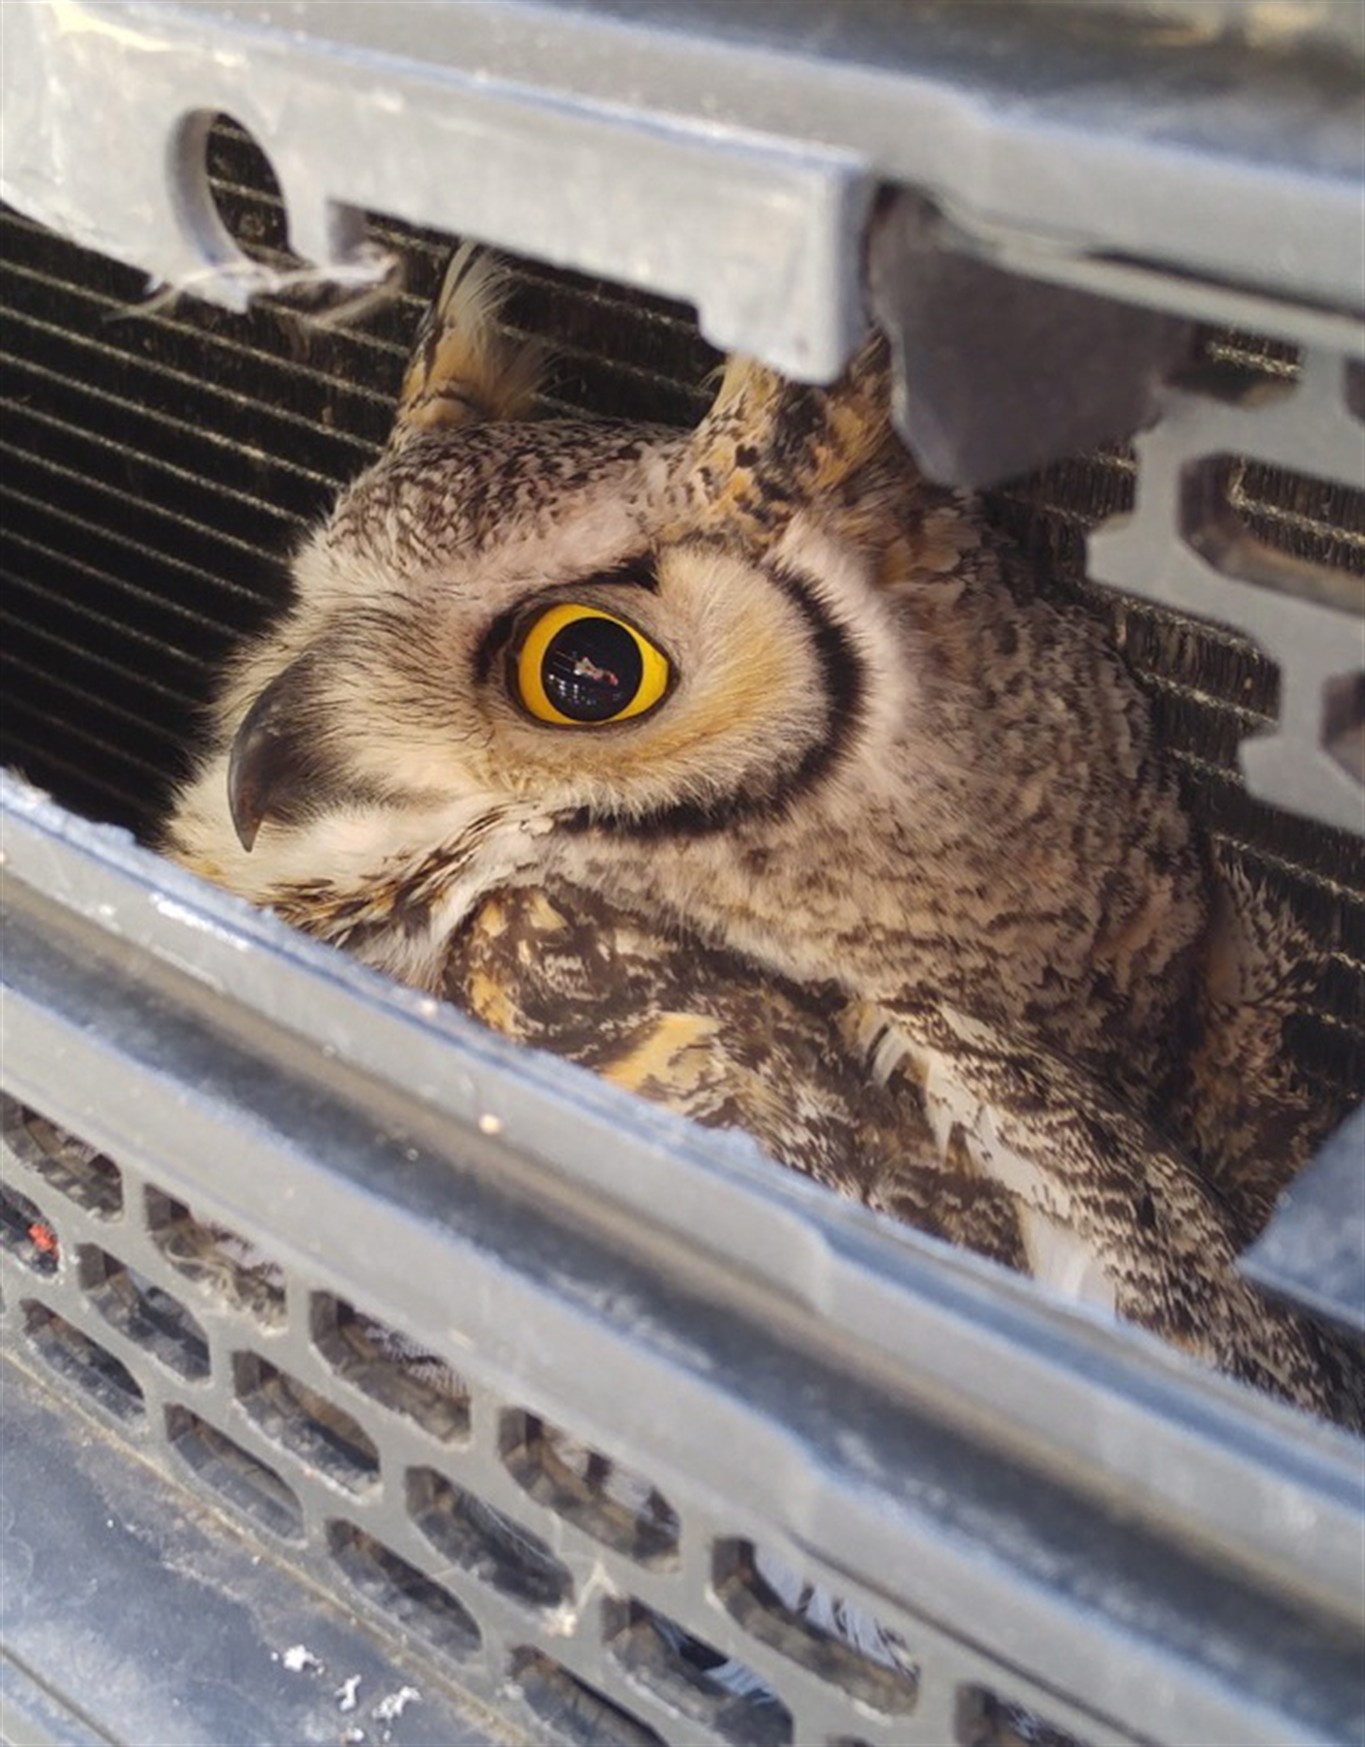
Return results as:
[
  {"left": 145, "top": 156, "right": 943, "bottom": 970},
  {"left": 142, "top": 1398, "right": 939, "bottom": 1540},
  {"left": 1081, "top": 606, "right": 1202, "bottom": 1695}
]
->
[{"left": 164, "top": 249, "right": 1358, "bottom": 1425}]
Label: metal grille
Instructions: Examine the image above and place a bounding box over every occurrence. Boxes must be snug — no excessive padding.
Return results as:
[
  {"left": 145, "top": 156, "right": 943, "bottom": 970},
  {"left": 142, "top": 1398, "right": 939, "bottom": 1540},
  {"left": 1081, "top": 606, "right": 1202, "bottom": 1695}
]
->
[
  {"left": 5, "top": 764, "right": 1362, "bottom": 1747},
  {"left": 2, "top": 116, "right": 1360, "bottom": 1101},
  {"left": 2, "top": 110, "right": 1364, "bottom": 1747},
  {"left": 1, "top": 1090, "right": 1114, "bottom": 1747}
]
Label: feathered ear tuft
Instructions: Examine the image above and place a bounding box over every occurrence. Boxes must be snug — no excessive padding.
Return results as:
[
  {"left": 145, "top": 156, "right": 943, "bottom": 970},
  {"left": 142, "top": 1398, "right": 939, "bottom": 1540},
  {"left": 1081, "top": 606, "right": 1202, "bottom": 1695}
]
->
[
  {"left": 392, "top": 242, "right": 545, "bottom": 445},
  {"left": 675, "top": 332, "right": 898, "bottom": 549}
]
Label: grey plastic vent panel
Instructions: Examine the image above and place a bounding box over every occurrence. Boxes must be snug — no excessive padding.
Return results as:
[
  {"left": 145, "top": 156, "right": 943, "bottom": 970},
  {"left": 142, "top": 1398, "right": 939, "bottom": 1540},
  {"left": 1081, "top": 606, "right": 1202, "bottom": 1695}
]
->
[
  {"left": 2, "top": 0, "right": 1361, "bottom": 386},
  {"left": 3, "top": 777, "right": 1364, "bottom": 1747},
  {"left": 1090, "top": 351, "right": 1365, "bottom": 833},
  {"left": 0, "top": 7, "right": 1362, "bottom": 1744}
]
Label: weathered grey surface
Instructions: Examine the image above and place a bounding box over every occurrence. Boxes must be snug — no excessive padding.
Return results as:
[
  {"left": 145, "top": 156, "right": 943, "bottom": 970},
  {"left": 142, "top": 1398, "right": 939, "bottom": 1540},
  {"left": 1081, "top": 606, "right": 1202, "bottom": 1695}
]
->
[
  {"left": 2, "top": 0, "right": 1361, "bottom": 382},
  {"left": 3, "top": 773, "right": 1364, "bottom": 1746},
  {"left": 0, "top": 1354, "right": 514, "bottom": 1747},
  {"left": 1245, "top": 1107, "right": 1365, "bottom": 1339}
]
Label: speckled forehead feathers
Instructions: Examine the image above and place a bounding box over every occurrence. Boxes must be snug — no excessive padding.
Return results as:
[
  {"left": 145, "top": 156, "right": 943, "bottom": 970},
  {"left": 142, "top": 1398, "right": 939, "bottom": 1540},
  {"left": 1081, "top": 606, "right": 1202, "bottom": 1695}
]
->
[{"left": 325, "top": 420, "right": 684, "bottom": 580}]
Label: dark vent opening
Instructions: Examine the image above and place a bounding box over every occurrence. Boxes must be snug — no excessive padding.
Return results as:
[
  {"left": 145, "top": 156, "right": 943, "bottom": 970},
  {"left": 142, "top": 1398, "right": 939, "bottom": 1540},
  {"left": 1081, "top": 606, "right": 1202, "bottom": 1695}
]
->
[
  {"left": 604, "top": 1599, "right": 793, "bottom": 1747},
  {"left": 311, "top": 1293, "right": 471, "bottom": 1444},
  {"left": 1181, "top": 454, "right": 1365, "bottom": 614},
  {"left": 0, "top": 1180, "right": 60, "bottom": 1275},
  {"left": 712, "top": 1540, "right": 919, "bottom": 1713},
  {"left": 327, "top": 1519, "right": 483, "bottom": 1662},
  {"left": 202, "top": 112, "right": 290, "bottom": 263},
  {"left": 500, "top": 1409, "right": 681, "bottom": 1568},
  {"left": 233, "top": 1351, "right": 381, "bottom": 1493},
  {"left": 509, "top": 1649, "right": 668, "bottom": 1747},
  {"left": 956, "top": 1685, "right": 1096, "bottom": 1747},
  {"left": 166, "top": 1403, "right": 304, "bottom": 1540},
  {"left": 80, "top": 1246, "right": 210, "bottom": 1380},
  {"left": 1176, "top": 326, "right": 1302, "bottom": 405},
  {"left": 408, "top": 1465, "right": 574, "bottom": 1613},
  {"left": 1, "top": 1097, "right": 124, "bottom": 1217},
  {"left": 21, "top": 1299, "right": 145, "bottom": 1422},
  {"left": 145, "top": 1188, "right": 287, "bottom": 1325}
]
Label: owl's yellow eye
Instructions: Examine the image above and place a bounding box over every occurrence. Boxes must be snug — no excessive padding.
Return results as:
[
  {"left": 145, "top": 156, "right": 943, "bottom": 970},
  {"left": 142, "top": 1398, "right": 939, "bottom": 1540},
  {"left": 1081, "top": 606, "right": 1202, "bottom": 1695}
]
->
[{"left": 513, "top": 604, "right": 671, "bottom": 726}]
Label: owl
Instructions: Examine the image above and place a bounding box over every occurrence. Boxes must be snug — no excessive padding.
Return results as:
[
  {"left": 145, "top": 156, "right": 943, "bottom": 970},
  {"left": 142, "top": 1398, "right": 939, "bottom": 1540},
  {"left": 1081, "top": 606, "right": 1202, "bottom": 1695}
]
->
[{"left": 163, "top": 247, "right": 1360, "bottom": 1427}]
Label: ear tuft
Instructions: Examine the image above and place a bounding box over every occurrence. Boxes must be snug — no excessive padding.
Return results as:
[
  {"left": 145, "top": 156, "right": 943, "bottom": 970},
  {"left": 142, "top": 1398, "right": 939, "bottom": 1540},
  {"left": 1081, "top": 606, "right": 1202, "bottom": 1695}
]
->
[
  {"left": 393, "top": 242, "right": 545, "bottom": 444},
  {"left": 678, "top": 332, "right": 898, "bottom": 549}
]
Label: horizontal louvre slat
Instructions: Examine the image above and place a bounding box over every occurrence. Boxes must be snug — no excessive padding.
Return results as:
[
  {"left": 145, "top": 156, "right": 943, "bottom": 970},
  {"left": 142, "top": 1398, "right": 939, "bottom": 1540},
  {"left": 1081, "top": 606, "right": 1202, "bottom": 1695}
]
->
[
  {"left": 2, "top": 684, "right": 180, "bottom": 803},
  {"left": 1, "top": 647, "right": 192, "bottom": 773},
  {"left": 0, "top": 598, "right": 202, "bottom": 715},
  {"left": 1, "top": 519, "right": 259, "bottom": 661},
  {"left": 2, "top": 722, "right": 159, "bottom": 824},
  {"left": 1, "top": 322, "right": 349, "bottom": 499},
  {"left": 0, "top": 447, "right": 292, "bottom": 612},
  {"left": 1, "top": 395, "right": 307, "bottom": 552},
  {"left": 0, "top": 478, "right": 284, "bottom": 649},
  {"left": 0, "top": 229, "right": 402, "bottom": 445}
]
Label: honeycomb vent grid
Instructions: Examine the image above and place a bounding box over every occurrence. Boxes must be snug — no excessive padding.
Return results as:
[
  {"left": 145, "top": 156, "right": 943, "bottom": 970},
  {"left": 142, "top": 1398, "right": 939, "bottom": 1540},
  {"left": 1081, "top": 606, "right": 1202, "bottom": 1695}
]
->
[{"left": 0, "top": 1093, "right": 1121, "bottom": 1747}]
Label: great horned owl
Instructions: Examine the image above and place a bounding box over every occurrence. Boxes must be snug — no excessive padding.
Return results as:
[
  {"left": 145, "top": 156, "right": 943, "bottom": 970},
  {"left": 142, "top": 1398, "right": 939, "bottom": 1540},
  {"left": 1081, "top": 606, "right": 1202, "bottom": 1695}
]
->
[{"left": 163, "top": 248, "right": 1359, "bottom": 1425}]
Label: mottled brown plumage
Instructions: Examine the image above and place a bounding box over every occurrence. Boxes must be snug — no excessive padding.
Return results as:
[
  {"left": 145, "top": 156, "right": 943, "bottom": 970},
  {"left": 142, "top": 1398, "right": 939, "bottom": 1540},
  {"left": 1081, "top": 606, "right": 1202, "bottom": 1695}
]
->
[
  {"left": 450, "top": 881, "right": 1356, "bottom": 1414},
  {"left": 163, "top": 244, "right": 1360, "bottom": 1425},
  {"left": 1175, "top": 839, "right": 1345, "bottom": 1240}
]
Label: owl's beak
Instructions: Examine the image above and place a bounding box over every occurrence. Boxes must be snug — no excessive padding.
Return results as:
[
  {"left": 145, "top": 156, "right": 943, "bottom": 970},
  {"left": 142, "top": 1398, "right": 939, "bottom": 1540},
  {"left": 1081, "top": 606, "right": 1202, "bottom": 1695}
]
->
[{"left": 227, "top": 655, "right": 321, "bottom": 853}]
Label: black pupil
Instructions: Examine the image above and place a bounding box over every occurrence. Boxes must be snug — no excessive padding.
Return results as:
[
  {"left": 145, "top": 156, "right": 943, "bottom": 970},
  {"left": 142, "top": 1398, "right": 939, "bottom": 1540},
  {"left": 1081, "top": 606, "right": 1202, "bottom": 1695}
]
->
[{"left": 542, "top": 617, "right": 644, "bottom": 721}]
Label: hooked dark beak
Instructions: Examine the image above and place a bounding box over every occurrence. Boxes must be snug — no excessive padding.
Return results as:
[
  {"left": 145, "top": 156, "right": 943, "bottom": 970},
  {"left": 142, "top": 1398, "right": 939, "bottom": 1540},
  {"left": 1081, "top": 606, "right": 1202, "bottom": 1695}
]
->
[{"left": 227, "top": 653, "right": 324, "bottom": 853}]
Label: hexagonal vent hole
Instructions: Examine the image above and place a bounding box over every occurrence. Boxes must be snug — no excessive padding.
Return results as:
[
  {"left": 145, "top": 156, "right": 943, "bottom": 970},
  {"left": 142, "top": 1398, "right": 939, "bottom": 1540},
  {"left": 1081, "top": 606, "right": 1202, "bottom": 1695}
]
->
[
  {"left": 713, "top": 1541, "right": 918, "bottom": 1714},
  {"left": 80, "top": 1247, "right": 209, "bottom": 1380},
  {"left": 234, "top": 1352, "right": 379, "bottom": 1494},
  {"left": 500, "top": 1410, "right": 679, "bottom": 1568},
  {"left": 604, "top": 1599, "right": 791, "bottom": 1747},
  {"left": 327, "top": 1520, "right": 482, "bottom": 1663},
  {"left": 2, "top": 1099, "right": 123, "bottom": 1217},
  {"left": 956, "top": 1686, "right": 1095, "bottom": 1747},
  {"left": 0, "top": 1181, "right": 59, "bottom": 1275},
  {"left": 1181, "top": 454, "right": 1364, "bottom": 615},
  {"left": 22, "top": 1300, "right": 144, "bottom": 1422},
  {"left": 147, "top": 1189, "right": 286, "bottom": 1326},
  {"left": 408, "top": 1466, "right": 572, "bottom": 1614},
  {"left": 166, "top": 1404, "right": 303, "bottom": 1540},
  {"left": 509, "top": 1649, "right": 666, "bottom": 1747},
  {"left": 312, "top": 1293, "right": 470, "bottom": 1444}
]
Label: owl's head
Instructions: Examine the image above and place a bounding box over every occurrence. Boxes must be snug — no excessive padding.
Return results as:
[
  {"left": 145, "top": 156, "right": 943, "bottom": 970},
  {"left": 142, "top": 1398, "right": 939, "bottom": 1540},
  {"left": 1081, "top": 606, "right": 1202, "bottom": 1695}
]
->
[
  {"left": 167, "top": 245, "right": 1205, "bottom": 1097},
  {"left": 169, "top": 247, "right": 931, "bottom": 928}
]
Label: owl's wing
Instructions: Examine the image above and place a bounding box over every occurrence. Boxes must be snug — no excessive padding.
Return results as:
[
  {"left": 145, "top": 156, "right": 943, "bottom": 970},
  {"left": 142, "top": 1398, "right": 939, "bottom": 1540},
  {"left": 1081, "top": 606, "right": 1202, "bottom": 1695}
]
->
[
  {"left": 444, "top": 881, "right": 1028, "bottom": 1272},
  {"left": 447, "top": 884, "right": 1360, "bottom": 1425},
  {"left": 857, "top": 995, "right": 1363, "bottom": 1426}
]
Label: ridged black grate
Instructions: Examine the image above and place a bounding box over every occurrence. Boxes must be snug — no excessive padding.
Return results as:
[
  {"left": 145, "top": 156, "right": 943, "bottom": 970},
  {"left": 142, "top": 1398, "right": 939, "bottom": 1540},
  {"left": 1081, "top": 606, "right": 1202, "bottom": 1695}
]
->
[{"left": 1, "top": 113, "right": 1361, "bottom": 1099}]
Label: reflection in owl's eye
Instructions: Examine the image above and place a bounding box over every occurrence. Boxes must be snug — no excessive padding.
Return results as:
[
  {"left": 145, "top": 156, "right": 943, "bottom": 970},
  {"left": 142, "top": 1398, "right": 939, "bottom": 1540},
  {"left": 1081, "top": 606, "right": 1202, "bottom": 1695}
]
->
[{"left": 513, "top": 604, "right": 672, "bottom": 726}]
